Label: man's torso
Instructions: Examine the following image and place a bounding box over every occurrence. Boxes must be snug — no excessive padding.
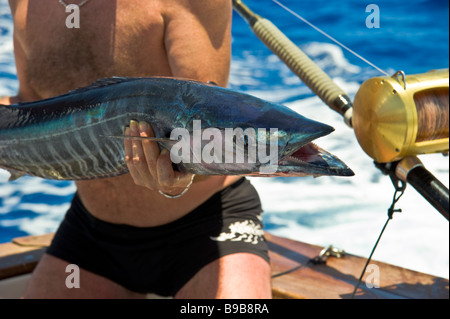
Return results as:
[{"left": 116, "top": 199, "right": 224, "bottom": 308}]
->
[{"left": 9, "top": 0, "right": 238, "bottom": 226}]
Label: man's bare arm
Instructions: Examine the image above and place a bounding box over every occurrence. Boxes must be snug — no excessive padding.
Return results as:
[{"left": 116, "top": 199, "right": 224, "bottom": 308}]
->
[
  {"left": 124, "top": 0, "right": 233, "bottom": 194},
  {"left": 123, "top": 0, "right": 232, "bottom": 193},
  {"left": 163, "top": 0, "right": 232, "bottom": 86}
]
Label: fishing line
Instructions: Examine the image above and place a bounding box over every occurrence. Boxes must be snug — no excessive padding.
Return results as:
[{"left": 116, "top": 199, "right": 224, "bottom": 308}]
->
[
  {"left": 350, "top": 172, "right": 406, "bottom": 298},
  {"left": 272, "top": 0, "right": 390, "bottom": 76}
]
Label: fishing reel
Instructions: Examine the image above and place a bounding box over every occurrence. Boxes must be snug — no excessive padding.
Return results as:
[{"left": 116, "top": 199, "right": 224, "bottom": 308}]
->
[
  {"left": 232, "top": 0, "right": 448, "bottom": 218},
  {"left": 352, "top": 69, "right": 449, "bottom": 219},
  {"left": 352, "top": 68, "right": 449, "bottom": 163}
]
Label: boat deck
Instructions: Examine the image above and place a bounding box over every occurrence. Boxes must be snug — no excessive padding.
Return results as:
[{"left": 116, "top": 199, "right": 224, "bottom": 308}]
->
[{"left": 0, "top": 232, "right": 448, "bottom": 299}]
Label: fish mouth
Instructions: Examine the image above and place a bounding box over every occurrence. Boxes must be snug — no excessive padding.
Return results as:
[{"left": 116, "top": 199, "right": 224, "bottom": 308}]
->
[{"left": 274, "top": 142, "right": 354, "bottom": 177}]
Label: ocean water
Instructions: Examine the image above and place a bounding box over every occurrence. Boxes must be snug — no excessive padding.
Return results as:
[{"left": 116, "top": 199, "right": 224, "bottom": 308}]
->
[{"left": 0, "top": 0, "right": 449, "bottom": 280}]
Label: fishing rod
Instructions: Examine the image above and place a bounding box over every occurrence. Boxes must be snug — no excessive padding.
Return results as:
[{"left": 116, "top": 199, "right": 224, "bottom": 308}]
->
[
  {"left": 232, "top": 0, "right": 353, "bottom": 127},
  {"left": 232, "top": 0, "right": 449, "bottom": 220}
]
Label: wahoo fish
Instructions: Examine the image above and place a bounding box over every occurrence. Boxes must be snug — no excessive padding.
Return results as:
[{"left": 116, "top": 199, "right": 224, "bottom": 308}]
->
[{"left": 0, "top": 77, "right": 353, "bottom": 180}]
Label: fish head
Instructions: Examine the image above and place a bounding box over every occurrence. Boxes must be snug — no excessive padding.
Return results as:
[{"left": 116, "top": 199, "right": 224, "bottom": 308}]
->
[
  {"left": 239, "top": 107, "right": 354, "bottom": 177},
  {"left": 180, "top": 83, "right": 354, "bottom": 177}
]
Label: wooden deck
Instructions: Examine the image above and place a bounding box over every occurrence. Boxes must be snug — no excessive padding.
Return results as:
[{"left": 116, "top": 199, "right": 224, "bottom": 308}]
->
[
  {"left": 265, "top": 233, "right": 448, "bottom": 299},
  {"left": 0, "top": 232, "right": 448, "bottom": 299}
]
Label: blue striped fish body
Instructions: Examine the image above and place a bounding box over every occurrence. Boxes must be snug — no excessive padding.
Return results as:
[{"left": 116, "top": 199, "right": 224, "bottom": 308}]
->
[
  {"left": 0, "top": 78, "right": 183, "bottom": 180},
  {"left": 0, "top": 77, "right": 353, "bottom": 180}
]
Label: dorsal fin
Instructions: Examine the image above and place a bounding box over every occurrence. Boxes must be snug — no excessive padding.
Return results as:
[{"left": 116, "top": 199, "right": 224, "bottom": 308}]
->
[{"left": 66, "top": 76, "right": 135, "bottom": 95}]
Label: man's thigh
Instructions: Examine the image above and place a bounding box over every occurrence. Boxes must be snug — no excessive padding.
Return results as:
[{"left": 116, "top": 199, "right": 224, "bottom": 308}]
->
[
  {"left": 175, "top": 253, "right": 272, "bottom": 299},
  {"left": 23, "top": 253, "right": 145, "bottom": 299}
]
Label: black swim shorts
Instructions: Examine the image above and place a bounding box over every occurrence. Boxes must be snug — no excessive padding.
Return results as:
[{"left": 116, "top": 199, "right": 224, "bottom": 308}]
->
[{"left": 46, "top": 178, "right": 269, "bottom": 296}]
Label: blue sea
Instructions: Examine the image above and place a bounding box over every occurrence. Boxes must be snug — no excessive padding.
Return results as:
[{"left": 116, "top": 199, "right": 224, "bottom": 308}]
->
[{"left": 0, "top": 0, "right": 448, "bottom": 279}]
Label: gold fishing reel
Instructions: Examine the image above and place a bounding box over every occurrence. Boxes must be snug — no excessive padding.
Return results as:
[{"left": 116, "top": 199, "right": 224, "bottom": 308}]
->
[{"left": 352, "top": 69, "right": 449, "bottom": 163}]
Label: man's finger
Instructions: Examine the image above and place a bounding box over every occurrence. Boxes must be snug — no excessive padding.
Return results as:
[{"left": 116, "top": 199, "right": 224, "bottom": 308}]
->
[
  {"left": 124, "top": 125, "right": 144, "bottom": 182},
  {"left": 130, "top": 120, "right": 147, "bottom": 168},
  {"left": 139, "top": 121, "right": 160, "bottom": 179},
  {"left": 156, "top": 148, "right": 176, "bottom": 189},
  {"left": 124, "top": 125, "right": 133, "bottom": 163}
]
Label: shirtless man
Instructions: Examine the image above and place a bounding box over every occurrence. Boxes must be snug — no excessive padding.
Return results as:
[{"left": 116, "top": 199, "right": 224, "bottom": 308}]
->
[{"left": 2, "top": 0, "right": 271, "bottom": 298}]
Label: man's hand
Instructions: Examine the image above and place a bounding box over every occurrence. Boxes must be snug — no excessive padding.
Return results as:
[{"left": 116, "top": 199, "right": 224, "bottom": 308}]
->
[
  {"left": 0, "top": 96, "right": 18, "bottom": 105},
  {"left": 124, "top": 120, "right": 195, "bottom": 196}
]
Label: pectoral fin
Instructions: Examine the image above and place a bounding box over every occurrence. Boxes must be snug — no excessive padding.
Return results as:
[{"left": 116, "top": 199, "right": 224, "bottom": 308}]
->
[{"left": 105, "top": 135, "right": 180, "bottom": 150}]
